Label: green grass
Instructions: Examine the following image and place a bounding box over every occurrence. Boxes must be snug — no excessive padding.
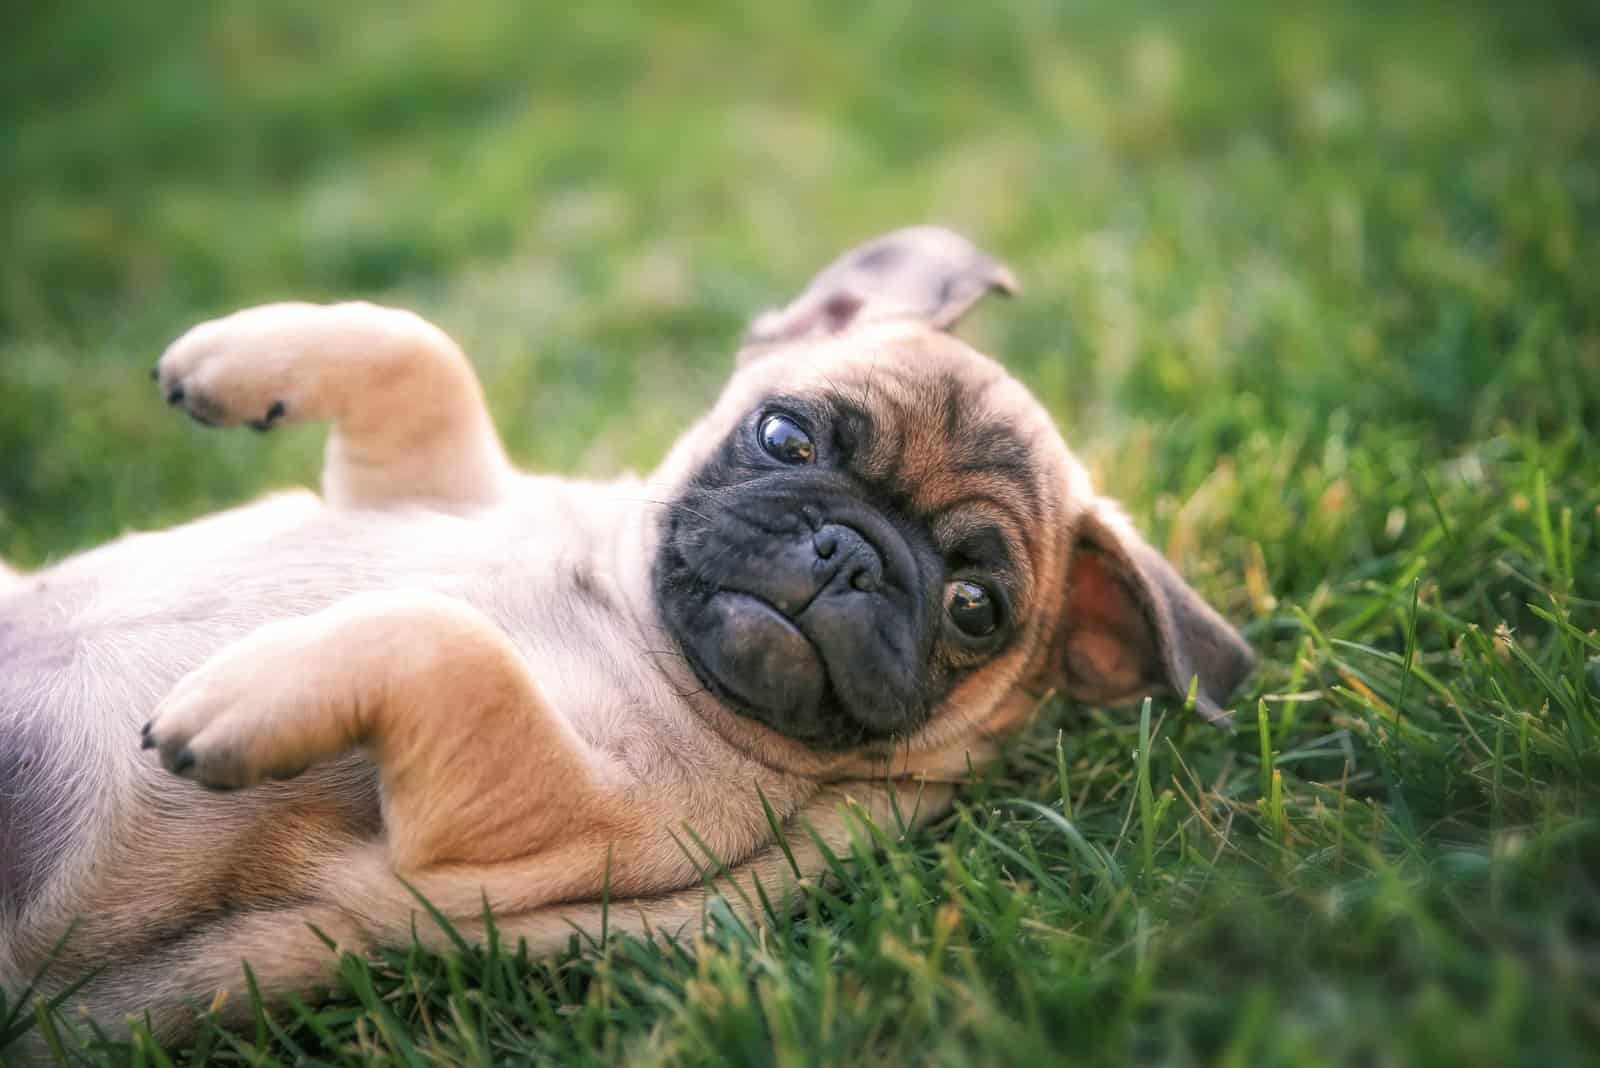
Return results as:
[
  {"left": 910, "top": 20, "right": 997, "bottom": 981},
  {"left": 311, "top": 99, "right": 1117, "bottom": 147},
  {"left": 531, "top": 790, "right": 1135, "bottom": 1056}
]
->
[{"left": 3, "top": 0, "right": 1599, "bottom": 1064}]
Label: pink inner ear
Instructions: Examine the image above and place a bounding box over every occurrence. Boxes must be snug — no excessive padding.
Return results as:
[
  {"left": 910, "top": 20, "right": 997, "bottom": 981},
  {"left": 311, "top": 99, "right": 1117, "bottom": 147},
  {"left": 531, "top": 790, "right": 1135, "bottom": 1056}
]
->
[
  {"left": 821, "top": 293, "right": 863, "bottom": 331},
  {"left": 1060, "top": 547, "right": 1160, "bottom": 702}
]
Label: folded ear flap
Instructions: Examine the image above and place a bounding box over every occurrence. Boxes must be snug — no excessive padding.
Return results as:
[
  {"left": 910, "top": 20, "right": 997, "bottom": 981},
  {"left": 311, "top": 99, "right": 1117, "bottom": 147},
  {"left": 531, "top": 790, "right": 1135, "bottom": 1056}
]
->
[
  {"left": 739, "top": 226, "right": 1017, "bottom": 363},
  {"left": 1057, "top": 502, "right": 1255, "bottom": 726}
]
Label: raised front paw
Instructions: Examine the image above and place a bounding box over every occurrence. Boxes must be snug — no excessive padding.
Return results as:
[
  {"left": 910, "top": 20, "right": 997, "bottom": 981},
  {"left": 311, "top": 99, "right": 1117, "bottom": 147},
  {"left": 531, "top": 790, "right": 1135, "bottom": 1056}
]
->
[
  {"left": 141, "top": 621, "right": 336, "bottom": 790},
  {"left": 153, "top": 303, "right": 327, "bottom": 430}
]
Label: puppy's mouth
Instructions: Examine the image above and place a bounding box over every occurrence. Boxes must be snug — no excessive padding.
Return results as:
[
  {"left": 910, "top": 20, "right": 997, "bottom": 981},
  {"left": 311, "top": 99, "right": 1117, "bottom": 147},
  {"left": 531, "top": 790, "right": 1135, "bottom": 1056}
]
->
[{"left": 683, "top": 589, "right": 831, "bottom": 734}]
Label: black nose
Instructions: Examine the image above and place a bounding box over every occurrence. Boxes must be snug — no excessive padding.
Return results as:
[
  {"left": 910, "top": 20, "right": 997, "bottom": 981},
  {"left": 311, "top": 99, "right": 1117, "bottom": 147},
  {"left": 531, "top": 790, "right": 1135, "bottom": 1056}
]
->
[
  {"left": 814, "top": 523, "right": 883, "bottom": 593},
  {"left": 755, "top": 522, "right": 885, "bottom": 617}
]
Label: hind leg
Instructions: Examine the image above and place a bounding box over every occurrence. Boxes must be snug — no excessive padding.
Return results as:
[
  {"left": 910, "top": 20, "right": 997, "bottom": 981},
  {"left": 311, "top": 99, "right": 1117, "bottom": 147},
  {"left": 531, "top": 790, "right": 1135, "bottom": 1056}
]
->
[
  {"left": 61, "top": 779, "right": 951, "bottom": 1049},
  {"left": 154, "top": 302, "right": 513, "bottom": 512}
]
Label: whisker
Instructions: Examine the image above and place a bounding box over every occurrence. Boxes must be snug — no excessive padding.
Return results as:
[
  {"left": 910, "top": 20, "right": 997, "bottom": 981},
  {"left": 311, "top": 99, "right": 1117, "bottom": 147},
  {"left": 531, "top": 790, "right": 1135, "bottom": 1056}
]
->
[{"left": 612, "top": 497, "right": 719, "bottom": 525}]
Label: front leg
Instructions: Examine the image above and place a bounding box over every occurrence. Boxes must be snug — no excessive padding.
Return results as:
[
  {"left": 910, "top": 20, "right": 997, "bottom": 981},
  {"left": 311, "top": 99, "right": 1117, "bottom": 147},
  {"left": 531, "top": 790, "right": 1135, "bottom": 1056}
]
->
[
  {"left": 142, "top": 590, "right": 614, "bottom": 871},
  {"left": 155, "top": 302, "right": 512, "bottom": 510}
]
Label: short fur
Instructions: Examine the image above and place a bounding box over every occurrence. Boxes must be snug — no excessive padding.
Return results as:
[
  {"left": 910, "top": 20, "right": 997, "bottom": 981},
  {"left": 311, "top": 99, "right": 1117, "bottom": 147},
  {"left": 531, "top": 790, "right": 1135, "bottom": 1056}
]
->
[{"left": 0, "top": 228, "right": 1253, "bottom": 1052}]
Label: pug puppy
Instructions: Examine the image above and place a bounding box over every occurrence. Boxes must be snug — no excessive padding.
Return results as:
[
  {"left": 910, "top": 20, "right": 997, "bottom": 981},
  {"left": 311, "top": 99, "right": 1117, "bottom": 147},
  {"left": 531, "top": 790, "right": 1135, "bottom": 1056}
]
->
[{"left": 0, "top": 228, "right": 1253, "bottom": 1049}]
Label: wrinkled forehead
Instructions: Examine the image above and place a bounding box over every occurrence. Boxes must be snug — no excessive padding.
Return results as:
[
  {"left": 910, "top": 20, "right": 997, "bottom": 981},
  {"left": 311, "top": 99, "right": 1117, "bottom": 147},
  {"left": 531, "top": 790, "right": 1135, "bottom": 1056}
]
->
[{"left": 729, "top": 323, "right": 1079, "bottom": 554}]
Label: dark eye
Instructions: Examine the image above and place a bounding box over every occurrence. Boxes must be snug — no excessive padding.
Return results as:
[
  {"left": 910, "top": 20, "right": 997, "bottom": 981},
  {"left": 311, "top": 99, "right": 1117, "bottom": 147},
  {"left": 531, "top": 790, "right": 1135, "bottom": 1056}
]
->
[
  {"left": 759, "top": 413, "right": 815, "bottom": 465},
  {"left": 945, "top": 580, "right": 999, "bottom": 638}
]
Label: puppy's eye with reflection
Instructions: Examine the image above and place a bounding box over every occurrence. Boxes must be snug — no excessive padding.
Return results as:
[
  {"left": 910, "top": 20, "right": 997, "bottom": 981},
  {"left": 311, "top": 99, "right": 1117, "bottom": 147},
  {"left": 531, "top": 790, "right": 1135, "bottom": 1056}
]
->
[
  {"left": 758, "top": 414, "right": 815, "bottom": 465},
  {"left": 945, "top": 579, "right": 999, "bottom": 637}
]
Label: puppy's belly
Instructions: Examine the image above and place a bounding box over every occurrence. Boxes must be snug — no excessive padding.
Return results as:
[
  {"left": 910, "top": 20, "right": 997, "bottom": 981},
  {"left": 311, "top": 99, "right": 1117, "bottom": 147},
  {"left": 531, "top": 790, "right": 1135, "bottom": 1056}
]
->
[
  {"left": 0, "top": 485, "right": 610, "bottom": 924},
  {"left": 0, "top": 732, "right": 64, "bottom": 919},
  {"left": 0, "top": 623, "right": 79, "bottom": 915}
]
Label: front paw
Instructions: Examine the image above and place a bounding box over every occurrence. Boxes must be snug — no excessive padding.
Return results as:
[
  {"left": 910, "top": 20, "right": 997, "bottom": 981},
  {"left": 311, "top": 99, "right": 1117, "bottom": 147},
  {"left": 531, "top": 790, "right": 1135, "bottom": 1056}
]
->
[
  {"left": 153, "top": 304, "right": 317, "bottom": 430},
  {"left": 142, "top": 630, "right": 324, "bottom": 790}
]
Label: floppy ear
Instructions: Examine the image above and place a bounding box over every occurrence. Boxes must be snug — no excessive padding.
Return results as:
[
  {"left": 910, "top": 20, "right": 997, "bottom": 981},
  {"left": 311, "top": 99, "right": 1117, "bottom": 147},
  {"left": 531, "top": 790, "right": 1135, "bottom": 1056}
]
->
[
  {"left": 739, "top": 225, "right": 1017, "bottom": 363},
  {"left": 1056, "top": 501, "right": 1255, "bottom": 726}
]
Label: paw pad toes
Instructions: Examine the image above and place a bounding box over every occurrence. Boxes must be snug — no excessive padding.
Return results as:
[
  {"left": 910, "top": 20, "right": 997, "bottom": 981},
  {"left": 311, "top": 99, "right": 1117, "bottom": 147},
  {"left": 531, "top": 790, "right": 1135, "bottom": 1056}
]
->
[{"left": 183, "top": 392, "right": 228, "bottom": 427}]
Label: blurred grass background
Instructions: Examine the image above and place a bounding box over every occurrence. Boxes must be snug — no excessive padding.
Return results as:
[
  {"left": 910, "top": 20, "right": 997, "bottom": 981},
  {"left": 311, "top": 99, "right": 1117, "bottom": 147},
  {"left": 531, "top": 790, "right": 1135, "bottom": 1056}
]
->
[{"left": 3, "top": 1, "right": 1599, "bottom": 1065}]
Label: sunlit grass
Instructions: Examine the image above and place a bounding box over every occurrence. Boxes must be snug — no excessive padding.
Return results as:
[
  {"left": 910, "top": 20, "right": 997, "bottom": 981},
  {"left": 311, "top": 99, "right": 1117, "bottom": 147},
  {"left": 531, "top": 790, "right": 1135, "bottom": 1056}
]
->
[{"left": 2, "top": 0, "right": 1597, "bottom": 1064}]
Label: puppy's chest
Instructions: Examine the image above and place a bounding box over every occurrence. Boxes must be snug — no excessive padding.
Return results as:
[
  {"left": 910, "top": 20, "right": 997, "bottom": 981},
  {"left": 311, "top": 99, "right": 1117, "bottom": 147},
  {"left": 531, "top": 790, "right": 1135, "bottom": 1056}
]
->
[
  {"left": 449, "top": 535, "right": 771, "bottom": 823},
  {"left": 442, "top": 532, "right": 656, "bottom": 735}
]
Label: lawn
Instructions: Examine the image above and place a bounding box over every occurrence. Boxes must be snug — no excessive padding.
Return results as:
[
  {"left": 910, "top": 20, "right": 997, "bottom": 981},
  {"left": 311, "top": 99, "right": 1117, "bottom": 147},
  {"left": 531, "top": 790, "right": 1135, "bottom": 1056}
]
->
[{"left": 3, "top": 1, "right": 1598, "bottom": 1064}]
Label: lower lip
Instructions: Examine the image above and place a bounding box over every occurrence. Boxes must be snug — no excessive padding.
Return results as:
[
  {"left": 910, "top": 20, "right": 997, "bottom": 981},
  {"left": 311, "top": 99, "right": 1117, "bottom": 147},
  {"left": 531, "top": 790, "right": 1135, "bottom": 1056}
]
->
[{"left": 691, "top": 590, "right": 825, "bottom": 715}]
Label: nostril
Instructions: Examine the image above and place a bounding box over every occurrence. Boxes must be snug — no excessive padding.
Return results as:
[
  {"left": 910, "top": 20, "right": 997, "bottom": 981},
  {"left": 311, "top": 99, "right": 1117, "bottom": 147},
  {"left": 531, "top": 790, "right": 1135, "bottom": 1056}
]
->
[{"left": 814, "top": 530, "right": 837, "bottom": 559}]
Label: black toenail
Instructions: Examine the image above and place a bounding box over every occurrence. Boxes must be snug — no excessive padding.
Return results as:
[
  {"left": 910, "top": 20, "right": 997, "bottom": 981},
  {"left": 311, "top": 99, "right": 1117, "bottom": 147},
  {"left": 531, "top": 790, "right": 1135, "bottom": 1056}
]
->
[
  {"left": 250, "top": 400, "right": 287, "bottom": 432},
  {"left": 150, "top": 365, "right": 159, "bottom": 381},
  {"left": 167, "top": 386, "right": 185, "bottom": 406},
  {"left": 140, "top": 733, "right": 156, "bottom": 750},
  {"left": 173, "top": 749, "right": 195, "bottom": 773},
  {"left": 140, "top": 720, "right": 151, "bottom": 735}
]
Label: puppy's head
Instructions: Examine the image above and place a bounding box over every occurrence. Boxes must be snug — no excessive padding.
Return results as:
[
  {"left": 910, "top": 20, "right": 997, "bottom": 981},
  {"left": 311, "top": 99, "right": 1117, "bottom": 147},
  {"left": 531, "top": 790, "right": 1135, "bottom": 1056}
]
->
[{"left": 651, "top": 228, "right": 1253, "bottom": 775}]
